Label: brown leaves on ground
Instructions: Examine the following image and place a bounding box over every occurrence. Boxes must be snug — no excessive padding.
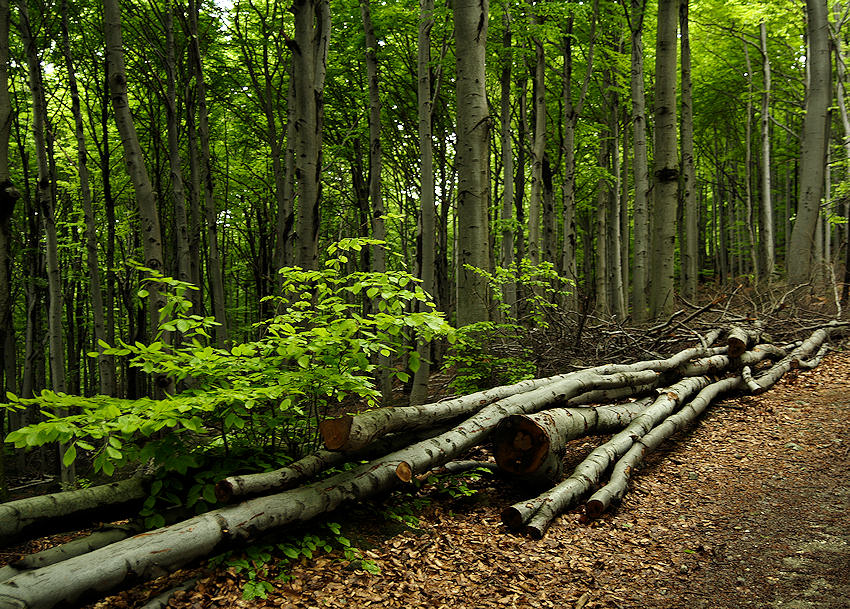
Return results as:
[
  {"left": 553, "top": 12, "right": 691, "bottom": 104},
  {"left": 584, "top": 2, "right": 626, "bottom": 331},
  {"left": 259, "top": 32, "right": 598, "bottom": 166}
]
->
[{"left": 82, "top": 350, "right": 850, "bottom": 608}]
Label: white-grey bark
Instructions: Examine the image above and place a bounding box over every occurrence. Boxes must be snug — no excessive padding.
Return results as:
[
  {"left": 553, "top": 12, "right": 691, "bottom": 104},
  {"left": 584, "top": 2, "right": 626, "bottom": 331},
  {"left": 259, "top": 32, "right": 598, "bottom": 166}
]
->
[
  {"left": 626, "top": 0, "right": 650, "bottom": 322},
  {"left": 498, "top": 3, "right": 516, "bottom": 315},
  {"left": 454, "top": 0, "right": 491, "bottom": 326},
  {"left": 680, "top": 0, "right": 698, "bottom": 298},
  {"left": 528, "top": 11, "right": 545, "bottom": 267},
  {"left": 788, "top": 0, "right": 831, "bottom": 285},
  {"left": 759, "top": 21, "right": 775, "bottom": 278},
  {"left": 648, "top": 0, "right": 678, "bottom": 318},
  {"left": 411, "top": 0, "right": 436, "bottom": 405},
  {"left": 291, "top": 0, "right": 329, "bottom": 271}
]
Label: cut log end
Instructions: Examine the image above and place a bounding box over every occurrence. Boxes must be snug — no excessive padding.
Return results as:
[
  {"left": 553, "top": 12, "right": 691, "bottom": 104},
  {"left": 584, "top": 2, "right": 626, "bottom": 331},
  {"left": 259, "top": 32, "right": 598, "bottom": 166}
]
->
[
  {"left": 500, "top": 506, "right": 524, "bottom": 530},
  {"left": 524, "top": 524, "right": 545, "bottom": 539},
  {"left": 319, "top": 415, "right": 354, "bottom": 451},
  {"left": 492, "top": 415, "right": 551, "bottom": 475},
  {"left": 396, "top": 461, "right": 413, "bottom": 483},
  {"left": 214, "top": 480, "right": 235, "bottom": 504},
  {"left": 584, "top": 499, "right": 605, "bottom": 519}
]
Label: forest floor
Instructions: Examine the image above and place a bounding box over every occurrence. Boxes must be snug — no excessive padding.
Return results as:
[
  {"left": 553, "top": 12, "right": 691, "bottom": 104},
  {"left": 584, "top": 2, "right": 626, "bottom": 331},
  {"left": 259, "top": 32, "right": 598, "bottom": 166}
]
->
[{"left": 31, "top": 349, "right": 850, "bottom": 608}]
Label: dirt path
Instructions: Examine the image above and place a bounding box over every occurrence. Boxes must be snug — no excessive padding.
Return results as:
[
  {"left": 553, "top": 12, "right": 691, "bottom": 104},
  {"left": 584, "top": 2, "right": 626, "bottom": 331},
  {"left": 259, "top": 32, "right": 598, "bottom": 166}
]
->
[{"left": 89, "top": 350, "right": 850, "bottom": 609}]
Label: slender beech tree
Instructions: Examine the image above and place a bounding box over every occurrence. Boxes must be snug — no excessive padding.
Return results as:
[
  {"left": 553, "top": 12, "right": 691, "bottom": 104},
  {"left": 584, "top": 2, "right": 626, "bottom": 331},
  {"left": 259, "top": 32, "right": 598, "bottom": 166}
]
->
[
  {"left": 410, "top": 0, "right": 436, "bottom": 405},
  {"left": 187, "top": 0, "right": 229, "bottom": 345},
  {"left": 454, "top": 0, "right": 491, "bottom": 326},
  {"left": 498, "top": 1, "right": 516, "bottom": 315},
  {"left": 561, "top": 1, "right": 597, "bottom": 308},
  {"left": 20, "top": 0, "right": 73, "bottom": 482},
  {"left": 648, "top": 0, "right": 678, "bottom": 318},
  {"left": 61, "top": 0, "right": 115, "bottom": 395},
  {"left": 360, "top": 0, "right": 385, "bottom": 274},
  {"left": 528, "top": 8, "right": 545, "bottom": 267},
  {"left": 742, "top": 40, "right": 759, "bottom": 277},
  {"left": 622, "top": 0, "right": 649, "bottom": 321},
  {"left": 789, "top": 0, "right": 831, "bottom": 285},
  {"left": 0, "top": 0, "right": 13, "bottom": 499},
  {"left": 290, "top": 0, "right": 330, "bottom": 271},
  {"left": 104, "top": 0, "right": 167, "bottom": 335},
  {"left": 759, "top": 20, "right": 775, "bottom": 279},
  {"left": 680, "top": 0, "right": 698, "bottom": 299}
]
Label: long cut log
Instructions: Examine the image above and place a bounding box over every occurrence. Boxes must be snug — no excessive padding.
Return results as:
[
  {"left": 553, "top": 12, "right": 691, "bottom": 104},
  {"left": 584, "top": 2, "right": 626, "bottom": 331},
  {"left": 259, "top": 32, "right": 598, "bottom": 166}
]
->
[
  {"left": 0, "top": 474, "right": 148, "bottom": 545},
  {"left": 321, "top": 330, "right": 724, "bottom": 453},
  {"left": 319, "top": 372, "right": 580, "bottom": 452},
  {"left": 585, "top": 375, "right": 744, "bottom": 518},
  {"left": 502, "top": 376, "right": 712, "bottom": 538}
]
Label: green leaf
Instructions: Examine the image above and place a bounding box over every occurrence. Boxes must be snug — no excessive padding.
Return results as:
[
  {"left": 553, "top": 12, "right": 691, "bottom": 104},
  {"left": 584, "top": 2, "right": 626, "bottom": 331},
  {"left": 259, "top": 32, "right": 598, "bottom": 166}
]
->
[
  {"left": 297, "top": 355, "right": 310, "bottom": 368},
  {"left": 62, "top": 444, "right": 77, "bottom": 467},
  {"left": 137, "top": 289, "right": 149, "bottom": 298},
  {"left": 203, "top": 484, "right": 218, "bottom": 504},
  {"left": 408, "top": 351, "right": 421, "bottom": 373}
]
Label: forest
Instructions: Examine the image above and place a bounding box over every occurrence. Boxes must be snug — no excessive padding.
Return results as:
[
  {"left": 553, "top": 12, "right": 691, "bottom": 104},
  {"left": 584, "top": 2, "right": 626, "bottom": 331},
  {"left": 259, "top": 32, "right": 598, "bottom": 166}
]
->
[{"left": 0, "top": 0, "right": 847, "bottom": 606}]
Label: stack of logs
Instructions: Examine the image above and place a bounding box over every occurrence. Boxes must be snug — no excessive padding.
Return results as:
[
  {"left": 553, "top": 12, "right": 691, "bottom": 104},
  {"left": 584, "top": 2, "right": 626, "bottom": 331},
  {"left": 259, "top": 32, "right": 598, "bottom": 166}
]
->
[{"left": 0, "top": 323, "right": 842, "bottom": 609}]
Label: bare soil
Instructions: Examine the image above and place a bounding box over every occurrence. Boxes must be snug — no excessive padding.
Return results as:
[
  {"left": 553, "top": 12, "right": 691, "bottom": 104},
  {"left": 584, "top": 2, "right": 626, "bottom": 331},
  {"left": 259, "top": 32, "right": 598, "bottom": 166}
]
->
[{"left": 76, "top": 350, "right": 850, "bottom": 608}]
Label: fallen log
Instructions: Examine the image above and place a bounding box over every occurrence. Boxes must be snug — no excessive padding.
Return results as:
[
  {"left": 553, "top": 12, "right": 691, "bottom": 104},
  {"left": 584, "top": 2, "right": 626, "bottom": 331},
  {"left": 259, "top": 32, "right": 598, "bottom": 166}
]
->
[
  {"left": 321, "top": 329, "right": 723, "bottom": 454},
  {"left": 215, "top": 423, "right": 458, "bottom": 502},
  {"left": 726, "top": 325, "right": 760, "bottom": 357},
  {"left": 492, "top": 397, "right": 655, "bottom": 486},
  {"left": 0, "top": 525, "right": 137, "bottom": 584},
  {"left": 319, "top": 372, "right": 581, "bottom": 452},
  {"left": 502, "top": 376, "right": 712, "bottom": 538},
  {"left": 745, "top": 327, "right": 833, "bottom": 393},
  {"left": 584, "top": 375, "right": 744, "bottom": 518},
  {"left": 0, "top": 473, "right": 148, "bottom": 545}
]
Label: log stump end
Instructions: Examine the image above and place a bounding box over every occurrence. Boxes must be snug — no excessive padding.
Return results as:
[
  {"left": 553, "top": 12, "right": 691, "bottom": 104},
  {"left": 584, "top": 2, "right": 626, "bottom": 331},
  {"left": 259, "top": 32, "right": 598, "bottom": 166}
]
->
[{"left": 320, "top": 415, "right": 354, "bottom": 451}]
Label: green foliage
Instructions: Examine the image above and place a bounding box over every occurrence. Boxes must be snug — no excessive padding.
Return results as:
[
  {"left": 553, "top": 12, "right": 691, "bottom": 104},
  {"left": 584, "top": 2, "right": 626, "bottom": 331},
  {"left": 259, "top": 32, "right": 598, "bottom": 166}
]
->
[
  {"left": 425, "top": 467, "right": 489, "bottom": 499},
  {"left": 468, "top": 258, "right": 573, "bottom": 326},
  {"left": 443, "top": 322, "right": 536, "bottom": 394},
  {"left": 210, "top": 521, "right": 379, "bottom": 600},
  {"left": 2, "top": 239, "right": 452, "bottom": 481},
  {"left": 444, "top": 259, "right": 569, "bottom": 393}
]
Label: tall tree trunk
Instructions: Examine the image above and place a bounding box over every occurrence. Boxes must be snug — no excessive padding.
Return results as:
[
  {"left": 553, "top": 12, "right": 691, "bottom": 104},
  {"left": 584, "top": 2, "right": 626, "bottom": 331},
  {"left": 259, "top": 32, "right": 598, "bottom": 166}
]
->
[
  {"left": 679, "top": 0, "right": 698, "bottom": 299},
  {"left": 648, "top": 0, "right": 678, "bottom": 318},
  {"left": 594, "top": 137, "right": 609, "bottom": 315},
  {"left": 411, "top": 0, "right": 436, "bottom": 405},
  {"left": 561, "top": 4, "right": 597, "bottom": 308},
  {"left": 360, "top": 0, "right": 392, "bottom": 403},
  {"left": 742, "top": 41, "right": 759, "bottom": 278},
  {"left": 453, "top": 0, "right": 491, "bottom": 326},
  {"left": 625, "top": 0, "right": 650, "bottom": 321},
  {"left": 499, "top": 2, "right": 516, "bottom": 315},
  {"left": 0, "top": 0, "right": 13, "bottom": 499},
  {"left": 360, "top": 0, "right": 386, "bottom": 274},
  {"left": 759, "top": 21, "right": 775, "bottom": 279},
  {"left": 163, "top": 4, "right": 191, "bottom": 293},
  {"left": 20, "top": 0, "right": 72, "bottom": 483},
  {"left": 104, "top": 0, "right": 167, "bottom": 337},
  {"left": 60, "top": 0, "right": 114, "bottom": 396},
  {"left": 290, "top": 0, "right": 330, "bottom": 271},
  {"left": 187, "top": 0, "right": 228, "bottom": 345},
  {"left": 608, "top": 69, "right": 626, "bottom": 320},
  {"left": 789, "top": 0, "right": 831, "bottom": 286},
  {"left": 528, "top": 11, "right": 545, "bottom": 267}
]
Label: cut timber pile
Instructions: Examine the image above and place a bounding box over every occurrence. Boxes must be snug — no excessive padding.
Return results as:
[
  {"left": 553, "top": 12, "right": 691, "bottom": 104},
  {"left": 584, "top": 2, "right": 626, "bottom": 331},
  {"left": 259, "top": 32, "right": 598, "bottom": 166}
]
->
[{"left": 0, "top": 323, "right": 846, "bottom": 609}]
